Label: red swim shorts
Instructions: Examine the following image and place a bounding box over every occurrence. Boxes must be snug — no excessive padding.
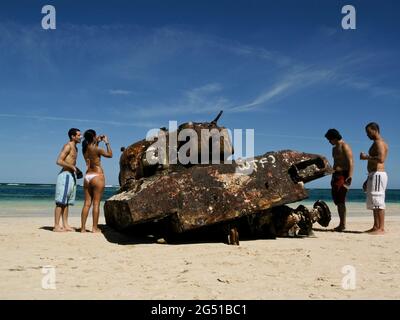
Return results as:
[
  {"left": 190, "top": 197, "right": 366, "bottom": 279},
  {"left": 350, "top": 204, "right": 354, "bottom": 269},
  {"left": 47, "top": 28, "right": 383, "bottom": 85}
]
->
[{"left": 331, "top": 172, "right": 349, "bottom": 205}]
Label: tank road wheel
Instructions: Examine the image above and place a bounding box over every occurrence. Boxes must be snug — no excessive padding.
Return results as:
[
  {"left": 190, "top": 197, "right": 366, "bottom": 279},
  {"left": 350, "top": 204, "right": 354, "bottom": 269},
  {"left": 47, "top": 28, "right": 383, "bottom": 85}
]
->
[
  {"left": 227, "top": 226, "right": 240, "bottom": 245},
  {"left": 313, "top": 200, "right": 331, "bottom": 227}
]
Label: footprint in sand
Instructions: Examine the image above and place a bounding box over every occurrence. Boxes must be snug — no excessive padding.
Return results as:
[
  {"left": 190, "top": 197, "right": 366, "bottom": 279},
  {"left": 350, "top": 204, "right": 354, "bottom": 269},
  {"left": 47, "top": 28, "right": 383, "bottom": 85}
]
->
[{"left": 9, "top": 266, "right": 25, "bottom": 272}]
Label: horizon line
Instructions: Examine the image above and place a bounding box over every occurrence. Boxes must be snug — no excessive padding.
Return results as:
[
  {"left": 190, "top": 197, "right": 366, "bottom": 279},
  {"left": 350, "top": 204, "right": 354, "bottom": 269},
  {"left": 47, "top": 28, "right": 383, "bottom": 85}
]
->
[{"left": 1, "top": 182, "right": 400, "bottom": 191}]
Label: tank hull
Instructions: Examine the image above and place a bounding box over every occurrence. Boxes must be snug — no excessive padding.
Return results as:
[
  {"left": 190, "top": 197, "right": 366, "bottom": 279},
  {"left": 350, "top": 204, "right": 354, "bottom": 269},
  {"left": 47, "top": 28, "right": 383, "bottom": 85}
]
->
[{"left": 105, "top": 150, "right": 332, "bottom": 233}]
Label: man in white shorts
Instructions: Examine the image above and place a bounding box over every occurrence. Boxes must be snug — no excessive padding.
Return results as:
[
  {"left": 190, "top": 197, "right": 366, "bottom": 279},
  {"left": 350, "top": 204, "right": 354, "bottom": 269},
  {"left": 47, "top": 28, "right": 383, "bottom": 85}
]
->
[{"left": 360, "top": 122, "right": 389, "bottom": 235}]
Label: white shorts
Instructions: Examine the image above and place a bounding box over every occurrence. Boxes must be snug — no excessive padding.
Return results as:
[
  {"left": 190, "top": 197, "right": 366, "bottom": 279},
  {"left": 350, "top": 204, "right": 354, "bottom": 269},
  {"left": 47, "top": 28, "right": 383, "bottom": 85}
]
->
[{"left": 366, "top": 172, "right": 388, "bottom": 210}]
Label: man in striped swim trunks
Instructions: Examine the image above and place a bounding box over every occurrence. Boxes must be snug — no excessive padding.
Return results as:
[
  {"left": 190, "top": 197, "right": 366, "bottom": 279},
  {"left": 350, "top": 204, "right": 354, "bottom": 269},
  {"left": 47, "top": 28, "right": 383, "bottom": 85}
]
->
[
  {"left": 53, "top": 128, "right": 82, "bottom": 232},
  {"left": 360, "top": 122, "right": 389, "bottom": 235}
]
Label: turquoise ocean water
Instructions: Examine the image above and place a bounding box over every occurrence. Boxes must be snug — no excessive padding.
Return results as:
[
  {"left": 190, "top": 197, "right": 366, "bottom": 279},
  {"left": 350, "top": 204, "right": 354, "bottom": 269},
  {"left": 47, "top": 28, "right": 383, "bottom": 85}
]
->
[
  {"left": 0, "top": 183, "right": 119, "bottom": 217},
  {"left": 0, "top": 183, "right": 399, "bottom": 217}
]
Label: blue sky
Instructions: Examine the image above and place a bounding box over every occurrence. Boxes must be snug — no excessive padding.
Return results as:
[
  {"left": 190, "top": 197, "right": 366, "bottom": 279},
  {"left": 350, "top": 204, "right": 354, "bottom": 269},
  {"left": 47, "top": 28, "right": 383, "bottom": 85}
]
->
[{"left": 0, "top": 0, "right": 399, "bottom": 188}]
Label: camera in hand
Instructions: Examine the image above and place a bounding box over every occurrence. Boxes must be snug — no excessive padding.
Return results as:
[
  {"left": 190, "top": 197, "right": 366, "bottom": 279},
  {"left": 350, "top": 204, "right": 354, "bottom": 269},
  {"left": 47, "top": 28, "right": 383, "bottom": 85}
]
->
[{"left": 75, "top": 167, "right": 83, "bottom": 179}]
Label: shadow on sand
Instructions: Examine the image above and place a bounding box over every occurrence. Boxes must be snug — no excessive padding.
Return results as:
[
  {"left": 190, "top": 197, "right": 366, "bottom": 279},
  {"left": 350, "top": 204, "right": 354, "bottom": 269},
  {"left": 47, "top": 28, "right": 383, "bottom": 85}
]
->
[
  {"left": 98, "top": 224, "right": 315, "bottom": 246},
  {"left": 313, "top": 227, "right": 365, "bottom": 234},
  {"left": 40, "top": 226, "right": 55, "bottom": 232},
  {"left": 39, "top": 225, "right": 155, "bottom": 244},
  {"left": 100, "top": 224, "right": 233, "bottom": 245},
  {"left": 40, "top": 226, "right": 86, "bottom": 233},
  {"left": 98, "top": 224, "right": 157, "bottom": 245},
  {"left": 40, "top": 225, "right": 350, "bottom": 245}
]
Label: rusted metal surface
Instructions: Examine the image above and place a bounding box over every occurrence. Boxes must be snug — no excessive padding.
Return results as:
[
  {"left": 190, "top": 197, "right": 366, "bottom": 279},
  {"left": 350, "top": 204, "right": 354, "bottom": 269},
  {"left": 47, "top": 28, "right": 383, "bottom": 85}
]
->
[
  {"left": 243, "top": 200, "right": 331, "bottom": 238},
  {"left": 118, "top": 111, "right": 233, "bottom": 188},
  {"left": 104, "top": 114, "right": 333, "bottom": 244},
  {"left": 105, "top": 150, "right": 332, "bottom": 237}
]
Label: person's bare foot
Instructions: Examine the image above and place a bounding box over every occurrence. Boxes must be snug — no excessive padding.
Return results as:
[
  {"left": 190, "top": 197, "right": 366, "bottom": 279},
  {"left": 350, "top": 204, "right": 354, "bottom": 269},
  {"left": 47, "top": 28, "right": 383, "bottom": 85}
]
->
[
  {"left": 92, "top": 227, "right": 102, "bottom": 233},
  {"left": 53, "top": 226, "right": 65, "bottom": 232},
  {"left": 369, "top": 229, "right": 385, "bottom": 235},
  {"left": 365, "top": 227, "right": 378, "bottom": 233},
  {"left": 334, "top": 225, "right": 345, "bottom": 232},
  {"left": 156, "top": 238, "right": 167, "bottom": 244},
  {"left": 80, "top": 228, "right": 87, "bottom": 233},
  {"left": 63, "top": 225, "right": 75, "bottom": 232}
]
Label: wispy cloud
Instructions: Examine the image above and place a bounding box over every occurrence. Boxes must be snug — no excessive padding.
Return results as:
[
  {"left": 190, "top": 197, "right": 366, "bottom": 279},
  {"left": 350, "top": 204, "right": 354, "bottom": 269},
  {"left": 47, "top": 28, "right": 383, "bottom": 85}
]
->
[
  {"left": 230, "top": 67, "right": 334, "bottom": 113},
  {"left": 1, "top": 22, "right": 398, "bottom": 120},
  {"left": 109, "top": 89, "right": 132, "bottom": 95},
  {"left": 335, "top": 74, "right": 400, "bottom": 99},
  {"left": 256, "top": 132, "right": 327, "bottom": 142},
  {"left": 228, "top": 51, "right": 400, "bottom": 113},
  {"left": 230, "top": 81, "right": 292, "bottom": 113},
  {"left": 316, "top": 53, "right": 400, "bottom": 99},
  {"left": 0, "top": 113, "right": 156, "bottom": 128},
  {"left": 124, "top": 83, "right": 230, "bottom": 118},
  {"left": 318, "top": 26, "right": 338, "bottom": 37},
  {"left": 106, "top": 28, "right": 398, "bottom": 116},
  {"left": 255, "top": 132, "right": 400, "bottom": 149}
]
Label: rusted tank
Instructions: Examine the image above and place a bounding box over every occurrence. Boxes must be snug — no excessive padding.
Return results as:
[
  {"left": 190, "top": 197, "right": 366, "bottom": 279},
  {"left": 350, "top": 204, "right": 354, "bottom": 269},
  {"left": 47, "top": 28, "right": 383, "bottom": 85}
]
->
[
  {"left": 104, "top": 112, "right": 333, "bottom": 244},
  {"left": 118, "top": 111, "right": 233, "bottom": 188}
]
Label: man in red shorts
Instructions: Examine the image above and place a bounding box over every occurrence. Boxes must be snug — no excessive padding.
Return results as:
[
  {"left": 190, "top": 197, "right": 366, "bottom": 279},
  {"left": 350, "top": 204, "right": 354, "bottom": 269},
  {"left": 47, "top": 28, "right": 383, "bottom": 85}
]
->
[{"left": 325, "top": 129, "right": 354, "bottom": 232}]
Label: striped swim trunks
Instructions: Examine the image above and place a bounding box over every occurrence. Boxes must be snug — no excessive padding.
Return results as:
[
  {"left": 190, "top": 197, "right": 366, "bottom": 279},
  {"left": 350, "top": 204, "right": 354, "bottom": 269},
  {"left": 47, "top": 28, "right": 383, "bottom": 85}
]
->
[{"left": 55, "top": 171, "right": 77, "bottom": 206}]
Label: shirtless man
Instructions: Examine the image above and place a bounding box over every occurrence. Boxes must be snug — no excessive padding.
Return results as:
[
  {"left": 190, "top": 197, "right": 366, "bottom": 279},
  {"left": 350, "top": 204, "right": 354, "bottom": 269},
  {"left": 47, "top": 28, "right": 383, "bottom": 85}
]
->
[
  {"left": 360, "top": 122, "right": 389, "bottom": 235},
  {"left": 53, "top": 128, "right": 82, "bottom": 232},
  {"left": 325, "top": 129, "right": 354, "bottom": 232}
]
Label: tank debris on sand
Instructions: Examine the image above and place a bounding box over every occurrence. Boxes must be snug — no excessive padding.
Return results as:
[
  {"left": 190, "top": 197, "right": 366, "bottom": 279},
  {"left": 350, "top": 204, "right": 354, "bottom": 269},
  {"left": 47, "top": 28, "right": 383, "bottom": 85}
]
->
[{"left": 104, "top": 112, "right": 333, "bottom": 244}]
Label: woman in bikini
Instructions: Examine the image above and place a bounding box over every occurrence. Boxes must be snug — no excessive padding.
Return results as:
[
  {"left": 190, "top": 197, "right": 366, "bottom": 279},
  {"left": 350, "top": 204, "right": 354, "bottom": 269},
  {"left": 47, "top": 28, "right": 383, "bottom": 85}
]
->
[{"left": 80, "top": 129, "right": 113, "bottom": 233}]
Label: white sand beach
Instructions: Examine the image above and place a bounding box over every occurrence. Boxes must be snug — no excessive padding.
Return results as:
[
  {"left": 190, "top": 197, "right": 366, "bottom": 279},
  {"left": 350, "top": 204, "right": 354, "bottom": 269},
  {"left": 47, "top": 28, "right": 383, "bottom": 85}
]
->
[{"left": 0, "top": 203, "right": 399, "bottom": 300}]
